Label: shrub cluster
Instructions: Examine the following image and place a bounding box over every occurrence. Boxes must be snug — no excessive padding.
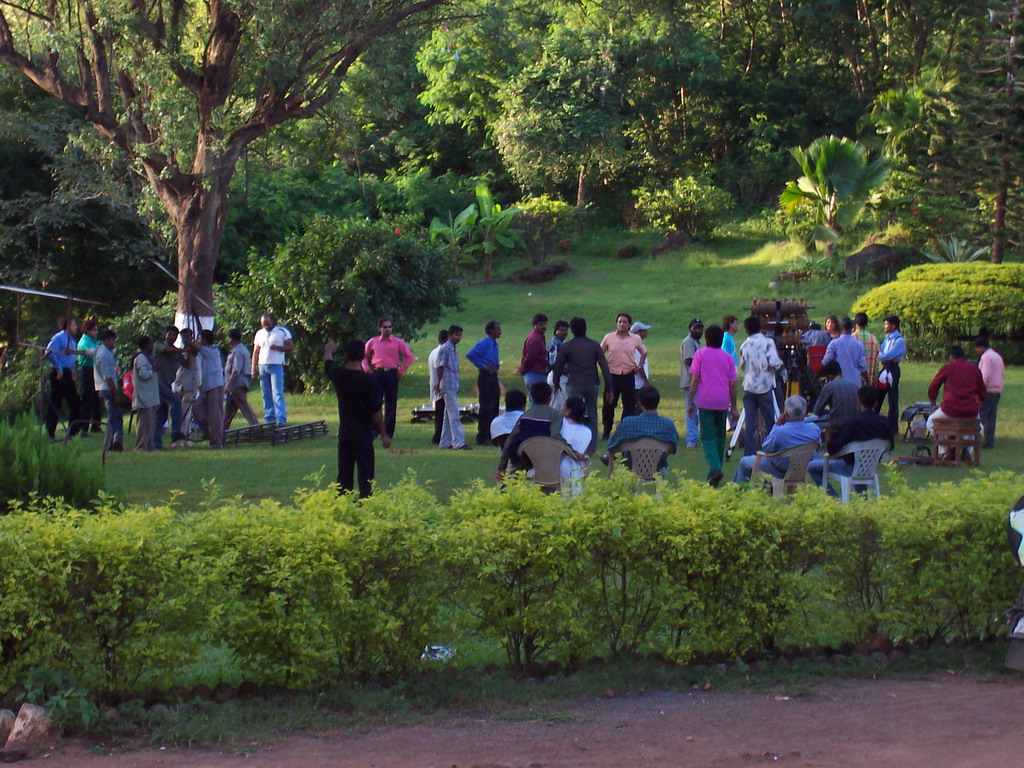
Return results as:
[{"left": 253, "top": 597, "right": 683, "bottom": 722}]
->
[
  {"left": 0, "top": 473, "right": 1018, "bottom": 698},
  {"left": 0, "top": 415, "right": 104, "bottom": 511},
  {"left": 853, "top": 263, "right": 1024, "bottom": 356},
  {"left": 633, "top": 176, "right": 733, "bottom": 239}
]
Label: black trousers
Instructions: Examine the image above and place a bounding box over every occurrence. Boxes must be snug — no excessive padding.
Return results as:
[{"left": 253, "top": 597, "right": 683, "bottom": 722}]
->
[
  {"left": 338, "top": 439, "right": 375, "bottom": 498},
  {"left": 432, "top": 396, "right": 446, "bottom": 444},
  {"left": 372, "top": 368, "right": 399, "bottom": 438},
  {"left": 79, "top": 368, "right": 103, "bottom": 431},
  {"left": 602, "top": 373, "right": 637, "bottom": 436},
  {"left": 476, "top": 370, "right": 500, "bottom": 443},
  {"left": 46, "top": 369, "right": 82, "bottom": 439},
  {"left": 877, "top": 361, "right": 901, "bottom": 433}
]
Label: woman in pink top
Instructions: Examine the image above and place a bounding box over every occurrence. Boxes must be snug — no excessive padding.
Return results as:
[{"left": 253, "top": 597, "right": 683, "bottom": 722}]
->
[
  {"left": 687, "top": 325, "right": 738, "bottom": 486},
  {"left": 600, "top": 312, "right": 647, "bottom": 440}
]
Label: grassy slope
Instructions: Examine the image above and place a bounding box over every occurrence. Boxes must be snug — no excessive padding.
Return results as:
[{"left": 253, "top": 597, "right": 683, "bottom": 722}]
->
[{"left": 98, "top": 224, "right": 1022, "bottom": 506}]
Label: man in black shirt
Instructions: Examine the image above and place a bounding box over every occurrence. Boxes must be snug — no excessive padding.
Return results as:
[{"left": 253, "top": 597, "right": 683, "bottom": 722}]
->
[
  {"left": 551, "top": 316, "right": 613, "bottom": 456},
  {"left": 808, "top": 386, "right": 895, "bottom": 496},
  {"left": 324, "top": 340, "right": 391, "bottom": 498}
]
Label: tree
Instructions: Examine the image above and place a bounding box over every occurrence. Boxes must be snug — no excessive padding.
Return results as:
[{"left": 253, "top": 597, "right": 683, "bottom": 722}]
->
[
  {"left": 0, "top": 0, "right": 447, "bottom": 328},
  {"left": 779, "top": 136, "right": 889, "bottom": 255},
  {"left": 222, "top": 217, "right": 460, "bottom": 389}
]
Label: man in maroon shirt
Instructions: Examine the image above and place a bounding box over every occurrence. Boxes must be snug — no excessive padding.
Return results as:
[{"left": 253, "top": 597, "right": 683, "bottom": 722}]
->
[
  {"left": 926, "top": 345, "right": 986, "bottom": 454},
  {"left": 516, "top": 313, "right": 548, "bottom": 405}
]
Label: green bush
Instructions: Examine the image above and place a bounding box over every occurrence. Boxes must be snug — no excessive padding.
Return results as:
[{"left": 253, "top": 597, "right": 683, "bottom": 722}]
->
[
  {"left": 0, "top": 414, "right": 103, "bottom": 511},
  {"left": 0, "top": 352, "right": 43, "bottom": 423},
  {"left": 0, "top": 504, "right": 193, "bottom": 696},
  {"left": 0, "top": 473, "right": 1019, "bottom": 699},
  {"left": 633, "top": 176, "right": 733, "bottom": 239},
  {"left": 853, "top": 262, "right": 1024, "bottom": 344},
  {"left": 221, "top": 217, "right": 461, "bottom": 390},
  {"left": 516, "top": 196, "right": 579, "bottom": 264}
]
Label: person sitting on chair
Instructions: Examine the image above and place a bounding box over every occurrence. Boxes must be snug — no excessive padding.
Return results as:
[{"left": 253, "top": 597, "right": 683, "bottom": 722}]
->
[
  {"left": 808, "top": 386, "right": 895, "bottom": 496},
  {"left": 494, "top": 382, "right": 564, "bottom": 482},
  {"left": 606, "top": 386, "right": 678, "bottom": 477},
  {"left": 732, "top": 395, "right": 821, "bottom": 484},
  {"left": 925, "top": 345, "right": 986, "bottom": 456},
  {"left": 489, "top": 389, "right": 527, "bottom": 449},
  {"left": 813, "top": 360, "right": 859, "bottom": 428}
]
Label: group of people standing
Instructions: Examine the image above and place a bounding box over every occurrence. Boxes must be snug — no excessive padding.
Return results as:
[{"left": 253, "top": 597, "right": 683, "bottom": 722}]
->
[{"left": 42, "top": 313, "right": 295, "bottom": 452}]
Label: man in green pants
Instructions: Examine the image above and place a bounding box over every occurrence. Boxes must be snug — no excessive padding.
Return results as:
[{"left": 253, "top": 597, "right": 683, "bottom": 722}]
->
[{"left": 687, "top": 324, "right": 739, "bottom": 487}]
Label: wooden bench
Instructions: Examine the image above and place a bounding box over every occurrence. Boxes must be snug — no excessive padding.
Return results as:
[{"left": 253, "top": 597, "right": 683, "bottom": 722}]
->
[{"left": 931, "top": 417, "right": 981, "bottom": 467}]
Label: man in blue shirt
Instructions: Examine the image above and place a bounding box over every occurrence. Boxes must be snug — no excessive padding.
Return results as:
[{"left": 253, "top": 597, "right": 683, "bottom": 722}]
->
[
  {"left": 436, "top": 325, "right": 468, "bottom": 450},
  {"left": 465, "top": 321, "right": 502, "bottom": 446},
  {"left": 821, "top": 317, "right": 867, "bottom": 386},
  {"left": 43, "top": 316, "right": 84, "bottom": 440},
  {"left": 732, "top": 395, "right": 821, "bottom": 484},
  {"left": 877, "top": 314, "right": 906, "bottom": 432}
]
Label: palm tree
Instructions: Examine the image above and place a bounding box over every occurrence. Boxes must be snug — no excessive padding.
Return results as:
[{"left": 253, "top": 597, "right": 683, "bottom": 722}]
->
[{"left": 780, "top": 136, "right": 890, "bottom": 256}]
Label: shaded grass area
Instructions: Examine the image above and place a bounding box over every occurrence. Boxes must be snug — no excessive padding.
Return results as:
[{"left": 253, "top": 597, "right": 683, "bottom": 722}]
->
[
  {"left": 93, "top": 644, "right": 1012, "bottom": 751},
  {"left": 89, "top": 223, "right": 1023, "bottom": 505}
]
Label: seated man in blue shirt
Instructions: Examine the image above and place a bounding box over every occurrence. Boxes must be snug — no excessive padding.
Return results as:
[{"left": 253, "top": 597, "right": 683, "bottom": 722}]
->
[
  {"left": 732, "top": 395, "right": 821, "bottom": 483},
  {"left": 606, "top": 386, "right": 679, "bottom": 476}
]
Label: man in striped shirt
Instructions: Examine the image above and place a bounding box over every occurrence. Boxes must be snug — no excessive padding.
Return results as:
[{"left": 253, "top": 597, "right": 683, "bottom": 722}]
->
[{"left": 854, "top": 312, "right": 879, "bottom": 380}]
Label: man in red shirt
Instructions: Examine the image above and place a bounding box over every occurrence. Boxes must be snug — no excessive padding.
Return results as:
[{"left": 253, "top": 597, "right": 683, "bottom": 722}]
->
[
  {"left": 363, "top": 317, "right": 416, "bottom": 439},
  {"left": 926, "top": 345, "right": 986, "bottom": 453},
  {"left": 516, "top": 313, "right": 549, "bottom": 405}
]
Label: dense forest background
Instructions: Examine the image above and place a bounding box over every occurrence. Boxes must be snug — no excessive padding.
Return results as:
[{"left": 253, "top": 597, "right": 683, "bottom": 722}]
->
[{"left": 0, "top": 0, "right": 1020, "bottom": 323}]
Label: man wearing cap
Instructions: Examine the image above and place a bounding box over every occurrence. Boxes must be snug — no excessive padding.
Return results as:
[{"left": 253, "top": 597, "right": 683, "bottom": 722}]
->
[
  {"left": 679, "top": 319, "right": 704, "bottom": 448},
  {"left": 601, "top": 312, "right": 647, "bottom": 440},
  {"left": 631, "top": 321, "right": 652, "bottom": 399},
  {"left": 364, "top": 317, "right": 416, "bottom": 439}
]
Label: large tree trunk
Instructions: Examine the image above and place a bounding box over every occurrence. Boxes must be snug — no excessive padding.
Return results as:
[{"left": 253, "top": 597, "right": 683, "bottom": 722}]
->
[{"left": 173, "top": 189, "right": 226, "bottom": 332}]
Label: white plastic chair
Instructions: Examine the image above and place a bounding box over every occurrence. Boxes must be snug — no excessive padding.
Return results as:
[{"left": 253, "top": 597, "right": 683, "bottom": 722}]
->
[
  {"left": 751, "top": 441, "right": 820, "bottom": 498},
  {"left": 822, "top": 439, "right": 890, "bottom": 501}
]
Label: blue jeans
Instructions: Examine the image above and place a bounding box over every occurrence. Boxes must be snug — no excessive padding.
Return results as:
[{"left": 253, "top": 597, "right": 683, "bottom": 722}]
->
[
  {"left": 742, "top": 390, "right": 777, "bottom": 456},
  {"left": 807, "top": 458, "right": 853, "bottom": 497},
  {"left": 523, "top": 371, "right": 548, "bottom": 405},
  {"left": 733, "top": 454, "right": 788, "bottom": 484},
  {"left": 100, "top": 390, "right": 123, "bottom": 446},
  {"left": 682, "top": 387, "right": 699, "bottom": 446},
  {"left": 259, "top": 364, "right": 287, "bottom": 424},
  {"left": 155, "top": 382, "right": 183, "bottom": 447}
]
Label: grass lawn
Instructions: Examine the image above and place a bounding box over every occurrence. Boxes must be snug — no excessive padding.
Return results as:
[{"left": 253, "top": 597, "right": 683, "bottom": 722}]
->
[{"left": 94, "top": 223, "right": 1023, "bottom": 506}]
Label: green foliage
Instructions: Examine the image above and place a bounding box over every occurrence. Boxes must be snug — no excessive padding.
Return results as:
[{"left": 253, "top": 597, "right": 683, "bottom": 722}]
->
[
  {"left": 633, "top": 176, "right": 733, "bottom": 239},
  {"left": 853, "top": 263, "right": 1024, "bottom": 340},
  {"left": 922, "top": 235, "right": 992, "bottom": 263},
  {"left": 780, "top": 137, "right": 889, "bottom": 252},
  {"left": 0, "top": 352, "right": 43, "bottom": 423},
  {"left": 223, "top": 217, "right": 459, "bottom": 390},
  {"left": 0, "top": 504, "right": 192, "bottom": 696},
  {"left": 516, "top": 196, "right": 578, "bottom": 264},
  {"left": 429, "top": 182, "right": 524, "bottom": 278},
  {"left": 0, "top": 414, "right": 103, "bottom": 511},
  {"left": 0, "top": 473, "right": 1019, "bottom": 700}
]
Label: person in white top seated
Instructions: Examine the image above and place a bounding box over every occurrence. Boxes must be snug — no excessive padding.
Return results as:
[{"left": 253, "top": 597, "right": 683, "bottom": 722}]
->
[
  {"left": 559, "top": 396, "right": 592, "bottom": 494},
  {"left": 489, "top": 389, "right": 527, "bottom": 449}
]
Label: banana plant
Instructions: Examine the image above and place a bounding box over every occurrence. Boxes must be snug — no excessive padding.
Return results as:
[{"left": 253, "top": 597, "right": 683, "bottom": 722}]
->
[{"left": 430, "top": 183, "right": 524, "bottom": 278}]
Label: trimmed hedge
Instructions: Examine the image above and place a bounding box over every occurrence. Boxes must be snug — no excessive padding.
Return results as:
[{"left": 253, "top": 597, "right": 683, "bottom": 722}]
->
[
  {"left": 0, "top": 472, "right": 1018, "bottom": 696},
  {"left": 853, "top": 263, "right": 1024, "bottom": 356}
]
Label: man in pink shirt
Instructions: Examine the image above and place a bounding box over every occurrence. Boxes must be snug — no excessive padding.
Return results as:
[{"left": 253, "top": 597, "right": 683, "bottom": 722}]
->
[
  {"left": 600, "top": 312, "right": 647, "bottom": 441},
  {"left": 363, "top": 317, "right": 416, "bottom": 439},
  {"left": 974, "top": 336, "right": 1005, "bottom": 449},
  {"left": 516, "top": 313, "right": 549, "bottom": 405},
  {"left": 687, "top": 324, "right": 738, "bottom": 486}
]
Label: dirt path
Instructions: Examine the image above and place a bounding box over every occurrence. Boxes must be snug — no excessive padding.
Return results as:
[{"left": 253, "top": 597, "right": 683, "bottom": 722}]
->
[{"left": 35, "top": 676, "right": 1019, "bottom": 767}]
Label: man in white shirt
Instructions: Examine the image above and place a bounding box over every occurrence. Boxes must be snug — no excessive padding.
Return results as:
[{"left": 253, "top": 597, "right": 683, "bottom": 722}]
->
[
  {"left": 251, "top": 314, "right": 293, "bottom": 425},
  {"left": 738, "top": 315, "right": 783, "bottom": 457},
  {"left": 427, "top": 329, "right": 449, "bottom": 445}
]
